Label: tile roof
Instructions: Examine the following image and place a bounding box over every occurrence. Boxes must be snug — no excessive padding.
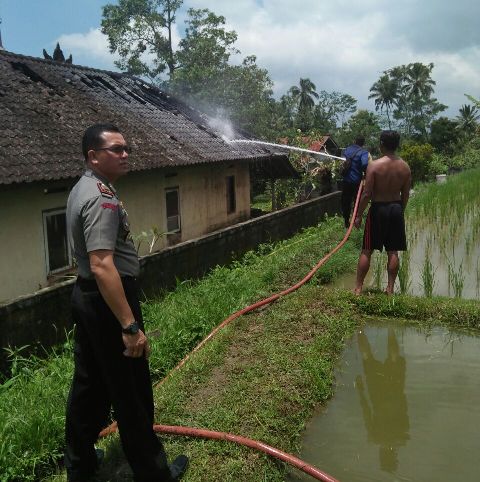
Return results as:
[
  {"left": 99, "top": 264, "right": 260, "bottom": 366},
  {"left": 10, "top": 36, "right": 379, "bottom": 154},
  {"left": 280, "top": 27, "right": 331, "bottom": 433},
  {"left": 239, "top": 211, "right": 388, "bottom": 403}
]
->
[{"left": 0, "top": 50, "right": 292, "bottom": 185}]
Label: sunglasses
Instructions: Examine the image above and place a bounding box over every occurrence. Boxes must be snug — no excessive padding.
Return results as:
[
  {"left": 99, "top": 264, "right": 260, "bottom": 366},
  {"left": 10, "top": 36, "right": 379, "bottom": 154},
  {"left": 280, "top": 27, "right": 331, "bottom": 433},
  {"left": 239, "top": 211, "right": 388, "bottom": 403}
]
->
[{"left": 95, "top": 145, "right": 132, "bottom": 155}]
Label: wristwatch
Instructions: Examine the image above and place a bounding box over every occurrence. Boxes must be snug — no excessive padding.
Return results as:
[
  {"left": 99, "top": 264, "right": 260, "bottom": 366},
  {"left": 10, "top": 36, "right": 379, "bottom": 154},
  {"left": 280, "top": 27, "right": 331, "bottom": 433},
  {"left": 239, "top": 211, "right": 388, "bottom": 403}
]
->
[{"left": 122, "top": 321, "right": 140, "bottom": 335}]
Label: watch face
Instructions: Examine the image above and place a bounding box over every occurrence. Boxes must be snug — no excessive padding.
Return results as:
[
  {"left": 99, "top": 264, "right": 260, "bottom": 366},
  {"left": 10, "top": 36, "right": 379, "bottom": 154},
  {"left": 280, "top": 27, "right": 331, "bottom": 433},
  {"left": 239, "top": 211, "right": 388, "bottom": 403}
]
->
[{"left": 124, "top": 322, "right": 139, "bottom": 334}]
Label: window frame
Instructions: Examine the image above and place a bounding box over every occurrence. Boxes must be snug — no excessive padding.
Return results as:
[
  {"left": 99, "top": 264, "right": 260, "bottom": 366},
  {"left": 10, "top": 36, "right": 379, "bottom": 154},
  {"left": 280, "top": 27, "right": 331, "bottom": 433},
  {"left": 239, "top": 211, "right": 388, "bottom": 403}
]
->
[
  {"left": 42, "top": 207, "right": 72, "bottom": 275},
  {"left": 226, "top": 175, "right": 236, "bottom": 214},
  {"left": 165, "top": 187, "right": 181, "bottom": 233}
]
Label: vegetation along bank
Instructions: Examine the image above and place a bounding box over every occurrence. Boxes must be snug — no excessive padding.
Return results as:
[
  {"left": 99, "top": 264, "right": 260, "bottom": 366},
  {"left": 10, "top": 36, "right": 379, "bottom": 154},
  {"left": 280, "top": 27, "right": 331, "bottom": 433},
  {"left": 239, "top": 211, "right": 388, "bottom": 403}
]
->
[{"left": 2, "top": 170, "right": 480, "bottom": 481}]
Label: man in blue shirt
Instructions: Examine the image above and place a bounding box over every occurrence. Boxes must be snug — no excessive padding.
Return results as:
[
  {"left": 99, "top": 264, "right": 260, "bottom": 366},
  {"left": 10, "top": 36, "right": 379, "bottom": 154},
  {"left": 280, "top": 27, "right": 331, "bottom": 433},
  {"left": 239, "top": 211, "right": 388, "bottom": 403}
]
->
[{"left": 341, "top": 136, "right": 370, "bottom": 228}]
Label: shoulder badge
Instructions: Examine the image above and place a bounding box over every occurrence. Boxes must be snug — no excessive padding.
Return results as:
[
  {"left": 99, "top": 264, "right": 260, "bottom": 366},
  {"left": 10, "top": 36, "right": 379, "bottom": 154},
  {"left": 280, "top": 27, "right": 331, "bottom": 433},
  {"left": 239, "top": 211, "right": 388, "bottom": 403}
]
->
[{"left": 97, "top": 182, "right": 115, "bottom": 199}]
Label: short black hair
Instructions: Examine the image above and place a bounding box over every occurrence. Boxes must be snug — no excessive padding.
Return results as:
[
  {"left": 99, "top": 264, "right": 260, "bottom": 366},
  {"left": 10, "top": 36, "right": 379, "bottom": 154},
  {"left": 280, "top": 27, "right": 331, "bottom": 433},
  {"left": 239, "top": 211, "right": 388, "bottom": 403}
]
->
[
  {"left": 354, "top": 136, "right": 365, "bottom": 146},
  {"left": 380, "top": 130, "right": 400, "bottom": 151},
  {"left": 82, "top": 123, "right": 121, "bottom": 161}
]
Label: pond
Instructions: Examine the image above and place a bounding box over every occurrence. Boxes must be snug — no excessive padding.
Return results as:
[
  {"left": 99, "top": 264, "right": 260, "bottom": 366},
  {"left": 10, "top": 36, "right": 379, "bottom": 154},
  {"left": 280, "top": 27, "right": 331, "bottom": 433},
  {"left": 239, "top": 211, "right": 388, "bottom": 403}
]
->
[{"left": 288, "top": 321, "right": 480, "bottom": 482}]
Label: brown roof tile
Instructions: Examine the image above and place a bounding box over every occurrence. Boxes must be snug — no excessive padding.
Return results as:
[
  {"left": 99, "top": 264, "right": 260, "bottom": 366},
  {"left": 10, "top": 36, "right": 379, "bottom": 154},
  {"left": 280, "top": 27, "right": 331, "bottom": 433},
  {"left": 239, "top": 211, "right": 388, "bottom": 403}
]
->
[{"left": 0, "top": 50, "right": 293, "bottom": 185}]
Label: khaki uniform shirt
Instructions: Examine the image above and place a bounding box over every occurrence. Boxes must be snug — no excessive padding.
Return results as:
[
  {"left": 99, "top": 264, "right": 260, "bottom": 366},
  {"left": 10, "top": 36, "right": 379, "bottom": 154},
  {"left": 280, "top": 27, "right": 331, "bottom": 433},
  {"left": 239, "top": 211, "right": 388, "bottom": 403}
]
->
[{"left": 66, "top": 169, "right": 139, "bottom": 278}]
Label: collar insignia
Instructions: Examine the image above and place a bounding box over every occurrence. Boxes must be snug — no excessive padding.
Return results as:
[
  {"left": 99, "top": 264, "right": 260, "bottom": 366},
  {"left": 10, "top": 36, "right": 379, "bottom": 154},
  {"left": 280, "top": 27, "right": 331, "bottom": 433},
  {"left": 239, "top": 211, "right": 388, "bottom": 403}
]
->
[{"left": 97, "top": 182, "right": 115, "bottom": 199}]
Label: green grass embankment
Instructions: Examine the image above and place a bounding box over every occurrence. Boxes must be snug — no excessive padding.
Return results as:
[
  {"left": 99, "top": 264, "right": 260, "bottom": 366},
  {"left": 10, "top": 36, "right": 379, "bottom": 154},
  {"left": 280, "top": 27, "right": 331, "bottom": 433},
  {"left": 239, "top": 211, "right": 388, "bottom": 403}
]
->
[
  {"left": 1, "top": 215, "right": 362, "bottom": 481},
  {"left": 5, "top": 168, "right": 480, "bottom": 481},
  {"left": 91, "top": 288, "right": 480, "bottom": 482}
]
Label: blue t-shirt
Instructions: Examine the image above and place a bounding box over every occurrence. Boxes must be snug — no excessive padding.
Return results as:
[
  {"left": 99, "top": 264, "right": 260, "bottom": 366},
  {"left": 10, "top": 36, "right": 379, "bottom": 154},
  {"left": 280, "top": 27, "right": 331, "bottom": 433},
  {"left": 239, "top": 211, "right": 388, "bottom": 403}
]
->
[{"left": 343, "top": 144, "right": 369, "bottom": 184}]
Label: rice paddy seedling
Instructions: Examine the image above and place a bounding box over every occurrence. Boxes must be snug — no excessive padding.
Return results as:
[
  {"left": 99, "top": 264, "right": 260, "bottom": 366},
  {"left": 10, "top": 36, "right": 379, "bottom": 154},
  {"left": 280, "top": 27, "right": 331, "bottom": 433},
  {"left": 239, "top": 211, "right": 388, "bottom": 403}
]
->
[
  {"left": 465, "top": 240, "right": 470, "bottom": 258},
  {"left": 448, "top": 261, "right": 465, "bottom": 298},
  {"left": 476, "top": 259, "right": 480, "bottom": 296},
  {"left": 421, "top": 254, "right": 436, "bottom": 298},
  {"left": 372, "top": 252, "right": 384, "bottom": 290},
  {"left": 398, "top": 251, "right": 411, "bottom": 294}
]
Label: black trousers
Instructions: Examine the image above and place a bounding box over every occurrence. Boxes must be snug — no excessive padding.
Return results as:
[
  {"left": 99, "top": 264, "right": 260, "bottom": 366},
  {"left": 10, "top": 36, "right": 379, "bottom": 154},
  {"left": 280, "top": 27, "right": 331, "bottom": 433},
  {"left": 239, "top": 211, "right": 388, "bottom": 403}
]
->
[
  {"left": 65, "top": 277, "right": 170, "bottom": 482},
  {"left": 341, "top": 181, "right": 361, "bottom": 228}
]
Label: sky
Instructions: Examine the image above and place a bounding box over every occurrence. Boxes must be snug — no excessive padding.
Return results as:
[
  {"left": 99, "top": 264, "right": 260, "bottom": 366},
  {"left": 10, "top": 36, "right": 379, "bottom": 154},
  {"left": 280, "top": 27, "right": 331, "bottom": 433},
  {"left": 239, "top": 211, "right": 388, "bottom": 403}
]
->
[{"left": 1, "top": 0, "right": 479, "bottom": 119}]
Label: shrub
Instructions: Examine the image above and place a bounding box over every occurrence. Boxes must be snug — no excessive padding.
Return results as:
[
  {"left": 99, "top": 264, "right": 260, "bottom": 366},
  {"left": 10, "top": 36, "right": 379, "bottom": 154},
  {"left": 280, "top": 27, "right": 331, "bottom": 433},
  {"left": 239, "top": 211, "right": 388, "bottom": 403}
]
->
[
  {"left": 401, "top": 143, "right": 434, "bottom": 184},
  {"left": 427, "top": 153, "right": 448, "bottom": 178}
]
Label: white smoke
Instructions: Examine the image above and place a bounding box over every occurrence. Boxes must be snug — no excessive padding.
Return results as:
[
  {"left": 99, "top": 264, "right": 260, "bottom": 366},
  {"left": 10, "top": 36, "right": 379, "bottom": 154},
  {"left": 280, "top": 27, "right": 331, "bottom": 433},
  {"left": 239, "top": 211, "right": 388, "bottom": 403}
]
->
[{"left": 205, "top": 109, "right": 236, "bottom": 141}]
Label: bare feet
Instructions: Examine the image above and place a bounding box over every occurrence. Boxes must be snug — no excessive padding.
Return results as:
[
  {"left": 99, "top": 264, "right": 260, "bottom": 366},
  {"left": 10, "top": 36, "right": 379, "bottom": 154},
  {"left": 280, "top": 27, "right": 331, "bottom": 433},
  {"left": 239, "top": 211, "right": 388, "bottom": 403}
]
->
[
  {"left": 384, "top": 287, "right": 394, "bottom": 295},
  {"left": 353, "top": 286, "right": 362, "bottom": 295}
]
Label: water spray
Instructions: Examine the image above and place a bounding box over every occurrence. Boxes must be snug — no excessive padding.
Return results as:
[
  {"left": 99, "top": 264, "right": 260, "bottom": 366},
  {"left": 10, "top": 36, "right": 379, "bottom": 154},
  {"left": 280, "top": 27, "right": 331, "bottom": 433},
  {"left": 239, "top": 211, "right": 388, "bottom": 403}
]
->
[{"left": 227, "top": 139, "right": 345, "bottom": 162}]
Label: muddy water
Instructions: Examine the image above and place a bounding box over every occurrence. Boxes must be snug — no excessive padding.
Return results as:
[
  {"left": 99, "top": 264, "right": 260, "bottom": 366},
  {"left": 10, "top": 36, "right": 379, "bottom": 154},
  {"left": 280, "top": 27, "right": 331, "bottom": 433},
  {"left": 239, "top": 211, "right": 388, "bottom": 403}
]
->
[
  {"left": 333, "top": 210, "right": 480, "bottom": 299},
  {"left": 288, "top": 322, "right": 480, "bottom": 482}
]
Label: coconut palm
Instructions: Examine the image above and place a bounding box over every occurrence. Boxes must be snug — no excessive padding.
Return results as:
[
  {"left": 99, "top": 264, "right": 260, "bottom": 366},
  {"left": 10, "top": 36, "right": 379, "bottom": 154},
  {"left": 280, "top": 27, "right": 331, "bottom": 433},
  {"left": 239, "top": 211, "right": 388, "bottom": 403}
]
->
[
  {"left": 369, "top": 73, "right": 398, "bottom": 128},
  {"left": 289, "top": 78, "right": 319, "bottom": 132},
  {"left": 456, "top": 104, "right": 479, "bottom": 134},
  {"left": 405, "top": 62, "right": 437, "bottom": 139},
  {"left": 405, "top": 62, "right": 436, "bottom": 99},
  {"left": 289, "top": 78, "right": 319, "bottom": 111}
]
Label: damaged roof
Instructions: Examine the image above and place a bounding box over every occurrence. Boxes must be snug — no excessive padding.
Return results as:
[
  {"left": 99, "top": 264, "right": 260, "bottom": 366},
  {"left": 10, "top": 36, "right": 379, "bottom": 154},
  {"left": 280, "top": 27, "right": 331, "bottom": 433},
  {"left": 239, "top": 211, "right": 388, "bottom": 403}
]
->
[{"left": 0, "top": 50, "right": 295, "bottom": 185}]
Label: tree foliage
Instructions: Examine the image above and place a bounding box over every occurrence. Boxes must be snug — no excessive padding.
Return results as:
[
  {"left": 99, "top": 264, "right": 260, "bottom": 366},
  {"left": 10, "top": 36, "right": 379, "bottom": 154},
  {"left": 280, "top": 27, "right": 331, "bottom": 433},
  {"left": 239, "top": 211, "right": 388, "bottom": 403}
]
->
[
  {"left": 368, "top": 73, "right": 397, "bottom": 129},
  {"left": 456, "top": 104, "right": 479, "bottom": 136},
  {"left": 429, "top": 117, "right": 459, "bottom": 154},
  {"left": 102, "top": 0, "right": 183, "bottom": 81},
  {"left": 369, "top": 62, "right": 446, "bottom": 140},
  {"left": 336, "top": 109, "right": 382, "bottom": 152},
  {"left": 172, "top": 8, "right": 238, "bottom": 95},
  {"left": 102, "top": 1, "right": 275, "bottom": 137},
  {"left": 288, "top": 78, "right": 319, "bottom": 132},
  {"left": 400, "top": 143, "right": 434, "bottom": 184},
  {"left": 313, "top": 91, "right": 357, "bottom": 132}
]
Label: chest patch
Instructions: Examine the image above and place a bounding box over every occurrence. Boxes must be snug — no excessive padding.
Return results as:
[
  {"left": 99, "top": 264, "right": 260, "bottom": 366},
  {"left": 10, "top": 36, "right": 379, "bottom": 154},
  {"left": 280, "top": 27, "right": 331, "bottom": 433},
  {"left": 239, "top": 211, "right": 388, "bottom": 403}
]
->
[
  {"left": 97, "top": 182, "right": 114, "bottom": 199},
  {"left": 101, "top": 202, "right": 118, "bottom": 211}
]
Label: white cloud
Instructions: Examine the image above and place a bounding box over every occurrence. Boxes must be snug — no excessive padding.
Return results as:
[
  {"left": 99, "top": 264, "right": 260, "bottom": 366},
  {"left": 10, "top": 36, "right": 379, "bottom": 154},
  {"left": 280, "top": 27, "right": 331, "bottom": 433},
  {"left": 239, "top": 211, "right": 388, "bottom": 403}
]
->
[
  {"left": 55, "top": 1, "right": 480, "bottom": 116},
  {"left": 57, "top": 28, "right": 118, "bottom": 69}
]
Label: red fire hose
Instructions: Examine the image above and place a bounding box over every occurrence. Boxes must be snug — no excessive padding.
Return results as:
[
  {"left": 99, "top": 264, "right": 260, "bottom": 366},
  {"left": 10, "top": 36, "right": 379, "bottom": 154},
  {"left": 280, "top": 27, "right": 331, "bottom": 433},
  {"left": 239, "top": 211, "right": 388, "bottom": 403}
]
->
[
  {"left": 100, "top": 183, "right": 364, "bottom": 482},
  {"left": 154, "top": 424, "right": 339, "bottom": 482}
]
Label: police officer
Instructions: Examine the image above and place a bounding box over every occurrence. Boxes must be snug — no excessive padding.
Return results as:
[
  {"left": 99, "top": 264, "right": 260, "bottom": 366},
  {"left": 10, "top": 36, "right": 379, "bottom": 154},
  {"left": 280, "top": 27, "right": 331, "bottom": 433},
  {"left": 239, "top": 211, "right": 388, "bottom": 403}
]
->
[{"left": 65, "top": 123, "right": 188, "bottom": 481}]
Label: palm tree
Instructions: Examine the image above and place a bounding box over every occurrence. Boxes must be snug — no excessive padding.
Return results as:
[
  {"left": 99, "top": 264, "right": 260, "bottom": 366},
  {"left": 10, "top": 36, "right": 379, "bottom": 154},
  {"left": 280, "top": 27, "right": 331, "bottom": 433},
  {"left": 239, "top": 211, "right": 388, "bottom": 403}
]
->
[
  {"left": 289, "top": 78, "right": 319, "bottom": 132},
  {"left": 405, "top": 62, "right": 436, "bottom": 139},
  {"left": 368, "top": 73, "right": 398, "bottom": 128},
  {"left": 289, "top": 78, "right": 319, "bottom": 111},
  {"left": 405, "top": 62, "right": 435, "bottom": 100},
  {"left": 456, "top": 104, "right": 479, "bottom": 135},
  {"left": 387, "top": 65, "right": 412, "bottom": 135}
]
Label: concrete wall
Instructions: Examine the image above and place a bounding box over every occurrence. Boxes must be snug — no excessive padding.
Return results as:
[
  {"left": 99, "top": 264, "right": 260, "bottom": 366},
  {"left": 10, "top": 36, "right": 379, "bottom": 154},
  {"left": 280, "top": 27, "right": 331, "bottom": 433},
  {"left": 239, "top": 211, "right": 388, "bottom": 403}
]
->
[
  {"left": 0, "top": 162, "right": 250, "bottom": 302},
  {"left": 120, "top": 161, "right": 250, "bottom": 252},
  {"left": 0, "top": 191, "right": 341, "bottom": 355},
  {"left": 0, "top": 180, "right": 72, "bottom": 302}
]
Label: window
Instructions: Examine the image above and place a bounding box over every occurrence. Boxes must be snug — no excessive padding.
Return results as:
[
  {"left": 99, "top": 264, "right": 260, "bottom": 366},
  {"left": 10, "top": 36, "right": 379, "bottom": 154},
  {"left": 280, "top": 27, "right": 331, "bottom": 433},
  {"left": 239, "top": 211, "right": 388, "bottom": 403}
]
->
[
  {"left": 43, "top": 208, "right": 71, "bottom": 274},
  {"left": 226, "top": 176, "right": 236, "bottom": 214},
  {"left": 166, "top": 188, "right": 181, "bottom": 232}
]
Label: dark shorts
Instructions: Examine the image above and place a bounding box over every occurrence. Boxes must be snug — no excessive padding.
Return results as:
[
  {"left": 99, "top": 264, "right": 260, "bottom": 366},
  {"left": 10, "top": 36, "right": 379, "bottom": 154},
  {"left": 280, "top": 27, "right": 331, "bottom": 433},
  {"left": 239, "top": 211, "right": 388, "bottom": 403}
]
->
[{"left": 363, "top": 201, "right": 407, "bottom": 251}]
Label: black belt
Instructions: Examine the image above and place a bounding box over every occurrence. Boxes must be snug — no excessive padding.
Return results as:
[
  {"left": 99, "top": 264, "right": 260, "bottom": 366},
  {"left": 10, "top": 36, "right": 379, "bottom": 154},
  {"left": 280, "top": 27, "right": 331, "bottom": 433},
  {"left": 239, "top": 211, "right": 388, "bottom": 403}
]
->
[{"left": 76, "top": 276, "right": 136, "bottom": 290}]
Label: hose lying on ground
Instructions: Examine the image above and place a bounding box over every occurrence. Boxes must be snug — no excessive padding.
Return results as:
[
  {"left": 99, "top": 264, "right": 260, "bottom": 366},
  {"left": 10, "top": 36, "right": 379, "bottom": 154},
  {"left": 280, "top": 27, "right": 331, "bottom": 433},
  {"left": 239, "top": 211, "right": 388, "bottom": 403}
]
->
[{"left": 100, "top": 184, "right": 364, "bottom": 482}]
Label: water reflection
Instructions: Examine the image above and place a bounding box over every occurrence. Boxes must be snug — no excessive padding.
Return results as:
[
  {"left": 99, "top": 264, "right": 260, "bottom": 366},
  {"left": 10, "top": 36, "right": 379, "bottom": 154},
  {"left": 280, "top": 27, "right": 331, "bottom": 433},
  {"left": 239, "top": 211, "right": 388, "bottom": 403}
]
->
[
  {"left": 289, "top": 322, "right": 480, "bottom": 482},
  {"left": 356, "top": 328, "right": 409, "bottom": 473}
]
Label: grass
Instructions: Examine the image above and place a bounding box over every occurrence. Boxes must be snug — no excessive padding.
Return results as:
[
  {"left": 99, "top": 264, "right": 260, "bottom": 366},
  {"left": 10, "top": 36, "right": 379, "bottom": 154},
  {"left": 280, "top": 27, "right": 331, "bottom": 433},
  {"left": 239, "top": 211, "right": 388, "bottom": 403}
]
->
[
  {"left": 250, "top": 193, "right": 272, "bottom": 212},
  {"left": 5, "top": 168, "right": 480, "bottom": 480},
  {"left": 0, "top": 346, "right": 72, "bottom": 481},
  {"left": 70, "top": 288, "right": 480, "bottom": 482},
  {"left": 0, "top": 216, "right": 363, "bottom": 481}
]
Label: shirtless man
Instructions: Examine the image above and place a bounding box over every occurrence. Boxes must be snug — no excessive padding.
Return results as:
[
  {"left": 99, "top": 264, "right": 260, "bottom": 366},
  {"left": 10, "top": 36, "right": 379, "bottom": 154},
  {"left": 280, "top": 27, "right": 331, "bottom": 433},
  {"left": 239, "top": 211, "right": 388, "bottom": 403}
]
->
[{"left": 353, "top": 130, "right": 411, "bottom": 295}]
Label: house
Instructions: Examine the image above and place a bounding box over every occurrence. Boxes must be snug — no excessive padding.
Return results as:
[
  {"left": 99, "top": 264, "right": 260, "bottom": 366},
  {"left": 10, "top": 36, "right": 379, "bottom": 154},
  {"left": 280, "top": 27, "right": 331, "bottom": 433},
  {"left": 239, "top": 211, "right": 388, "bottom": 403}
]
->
[{"left": 0, "top": 50, "right": 296, "bottom": 303}]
